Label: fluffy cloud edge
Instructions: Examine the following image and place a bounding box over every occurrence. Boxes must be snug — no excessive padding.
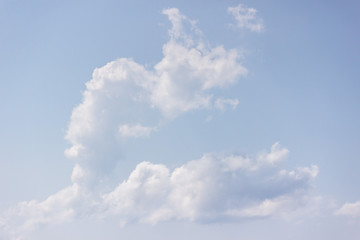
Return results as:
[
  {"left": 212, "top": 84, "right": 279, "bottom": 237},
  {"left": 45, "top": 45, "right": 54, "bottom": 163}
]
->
[
  {"left": 334, "top": 201, "right": 360, "bottom": 217},
  {"left": 100, "top": 142, "right": 319, "bottom": 224},
  {"left": 228, "top": 4, "right": 264, "bottom": 33}
]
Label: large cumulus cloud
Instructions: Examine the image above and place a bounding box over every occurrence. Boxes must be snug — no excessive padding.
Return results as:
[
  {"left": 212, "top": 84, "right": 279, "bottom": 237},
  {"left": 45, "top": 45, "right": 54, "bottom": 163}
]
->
[
  {"left": 0, "top": 8, "right": 321, "bottom": 240},
  {"left": 102, "top": 142, "right": 318, "bottom": 224},
  {"left": 64, "top": 8, "right": 247, "bottom": 187}
]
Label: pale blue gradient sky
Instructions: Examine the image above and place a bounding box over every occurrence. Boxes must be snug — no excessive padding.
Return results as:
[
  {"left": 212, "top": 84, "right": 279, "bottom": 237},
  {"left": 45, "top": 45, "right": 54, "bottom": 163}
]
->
[{"left": 1, "top": 0, "right": 359, "bottom": 239}]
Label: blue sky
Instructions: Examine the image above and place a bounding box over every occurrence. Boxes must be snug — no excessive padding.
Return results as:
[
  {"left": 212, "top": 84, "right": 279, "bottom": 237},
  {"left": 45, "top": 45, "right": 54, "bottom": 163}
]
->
[{"left": 1, "top": 0, "right": 360, "bottom": 239}]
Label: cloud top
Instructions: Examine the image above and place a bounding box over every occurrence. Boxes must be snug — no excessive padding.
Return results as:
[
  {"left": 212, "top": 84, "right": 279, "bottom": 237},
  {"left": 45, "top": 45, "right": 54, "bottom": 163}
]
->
[{"left": 103, "top": 143, "right": 318, "bottom": 224}]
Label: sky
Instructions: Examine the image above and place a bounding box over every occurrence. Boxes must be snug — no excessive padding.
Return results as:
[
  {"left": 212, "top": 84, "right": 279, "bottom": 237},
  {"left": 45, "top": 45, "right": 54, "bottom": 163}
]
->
[{"left": 0, "top": 0, "right": 360, "bottom": 239}]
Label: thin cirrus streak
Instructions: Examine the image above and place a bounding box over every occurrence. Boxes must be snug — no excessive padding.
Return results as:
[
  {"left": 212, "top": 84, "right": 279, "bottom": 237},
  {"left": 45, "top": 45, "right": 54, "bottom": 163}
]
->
[{"left": 0, "top": 142, "right": 319, "bottom": 239}]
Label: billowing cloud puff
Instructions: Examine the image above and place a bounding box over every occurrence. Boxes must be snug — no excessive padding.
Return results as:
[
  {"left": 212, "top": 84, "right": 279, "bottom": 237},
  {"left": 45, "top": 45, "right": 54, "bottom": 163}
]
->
[
  {"left": 118, "top": 124, "right": 156, "bottom": 139},
  {"left": 0, "top": 143, "right": 319, "bottom": 240},
  {"left": 228, "top": 4, "right": 264, "bottom": 32},
  {"left": 102, "top": 143, "right": 318, "bottom": 224},
  {"left": 64, "top": 8, "right": 246, "bottom": 187}
]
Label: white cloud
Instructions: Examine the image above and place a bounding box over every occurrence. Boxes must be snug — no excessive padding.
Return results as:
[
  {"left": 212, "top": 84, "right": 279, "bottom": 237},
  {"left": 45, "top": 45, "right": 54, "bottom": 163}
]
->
[
  {"left": 226, "top": 195, "right": 298, "bottom": 218},
  {"left": 0, "top": 8, "right": 251, "bottom": 238},
  {"left": 214, "top": 98, "right": 239, "bottom": 110},
  {"left": 0, "top": 143, "right": 320, "bottom": 239},
  {"left": 118, "top": 124, "right": 156, "bottom": 139},
  {"left": 1, "top": 184, "right": 80, "bottom": 240},
  {"left": 257, "top": 142, "right": 290, "bottom": 166},
  {"left": 64, "top": 143, "right": 84, "bottom": 158},
  {"left": 151, "top": 42, "right": 245, "bottom": 118},
  {"left": 220, "top": 142, "right": 290, "bottom": 172},
  {"left": 0, "top": 7, "right": 324, "bottom": 240},
  {"left": 62, "top": 7, "right": 247, "bottom": 187},
  {"left": 334, "top": 201, "right": 360, "bottom": 217},
  {"left": 162, "top": 8, "right": 199, "bottom": 46},
  {"left": 152, "top": 8, "right": 247, "bottom": 118},
  {"left": 102, "top": 143, "right": 318, "bottom": 224},
  {"left": 228, "top": 4, "right": 264, "bottom": 32}
]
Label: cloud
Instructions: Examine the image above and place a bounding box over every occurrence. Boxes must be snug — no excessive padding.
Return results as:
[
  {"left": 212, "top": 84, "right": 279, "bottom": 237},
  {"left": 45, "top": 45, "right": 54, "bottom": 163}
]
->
[
  {"left": 257, "top": 142, "right": 290, "bottom": 166},
  {"left": 0, "top": 143, "right": 320, "bottom": 239},
  {"left": 118, "top": 124, "right": 156, "bottom": 139},
  {"left": 228, "top": 4, "right": 264, "bottom": 32},
  {"left": 162, "top": 8, "right": 200, "bottom": 46},
  {"left": 152, "top": 8, "right": 246, "bottom": 117},
  {"left": 221, "top": 142, "right": 289, "bottom": 171},
  {"left": 63, "top": 7, "right": 247, "bottom": 187},
  {"left": 226, "top": 195, "right": 306, "bottom": 218},
  {"left": 0, "top": 184, "right": 80, "bottom": 240},
  {"left": 102, "top": 143, "right": 318, "bottom": 224},
  {"left": 334, "top": 201, "right": 360, "bottom": 217}
]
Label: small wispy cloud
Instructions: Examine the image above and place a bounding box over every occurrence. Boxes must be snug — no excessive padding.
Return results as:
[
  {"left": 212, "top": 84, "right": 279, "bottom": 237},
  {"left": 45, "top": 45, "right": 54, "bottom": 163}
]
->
[
  {"left": 228, "top": 4, "right": 264, "bottom": 33},
  {"left": 334, "top": 201, "right": 360, "bottom": 217},
  {"left": 214, "top": 98, "right": 239, "bottom": 110},
  {"left": 102, "top": 143, "right": 318, "bottom": 224},
  {"left": 0, "top": 143, "right": 320, "bottom": 240}
]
